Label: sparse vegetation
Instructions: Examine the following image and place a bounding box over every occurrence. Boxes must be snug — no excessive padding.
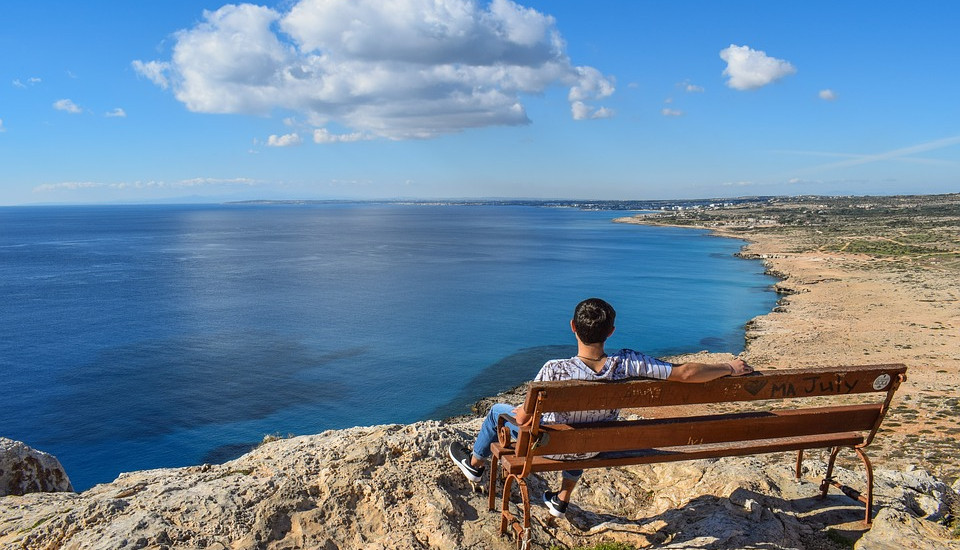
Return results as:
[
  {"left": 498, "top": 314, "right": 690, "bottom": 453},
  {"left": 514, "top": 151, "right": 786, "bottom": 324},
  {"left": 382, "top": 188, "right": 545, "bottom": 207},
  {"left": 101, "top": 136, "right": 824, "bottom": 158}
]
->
[
  {"left": 258, "top": 432, "right": 296, "bottom": 447},
  {"left": 635, "top": 193, "right": 960, "bottom": 269},
  {"left": 550, "top": 542, "right": 636, "bottom": 550},
  {"left": 825, "top": 528, "right": 856, "bottom": 548},
  {"left": 19, "top": 514, "right": 54, "bottom": 533}
]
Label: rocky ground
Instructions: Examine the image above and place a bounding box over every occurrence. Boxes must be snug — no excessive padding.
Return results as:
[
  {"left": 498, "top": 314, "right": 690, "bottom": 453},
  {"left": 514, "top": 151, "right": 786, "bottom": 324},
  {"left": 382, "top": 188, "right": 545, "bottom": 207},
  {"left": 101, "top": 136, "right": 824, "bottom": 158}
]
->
[{"left": 1, "top": 422, "right": 958, "bottom": 550}]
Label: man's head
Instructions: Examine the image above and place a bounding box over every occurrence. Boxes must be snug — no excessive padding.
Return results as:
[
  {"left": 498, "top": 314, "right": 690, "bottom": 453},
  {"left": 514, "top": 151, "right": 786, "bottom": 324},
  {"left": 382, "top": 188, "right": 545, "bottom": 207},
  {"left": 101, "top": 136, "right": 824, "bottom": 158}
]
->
[{"left": 572, "top": 298, "right": 616, "bottom": 344}]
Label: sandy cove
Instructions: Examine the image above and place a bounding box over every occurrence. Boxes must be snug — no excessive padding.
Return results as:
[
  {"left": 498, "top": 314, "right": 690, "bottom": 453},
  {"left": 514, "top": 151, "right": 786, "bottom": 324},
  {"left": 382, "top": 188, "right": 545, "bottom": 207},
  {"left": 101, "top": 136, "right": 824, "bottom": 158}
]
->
[{"left": 616, "top": 195, "right": 960, "bottom": 483}]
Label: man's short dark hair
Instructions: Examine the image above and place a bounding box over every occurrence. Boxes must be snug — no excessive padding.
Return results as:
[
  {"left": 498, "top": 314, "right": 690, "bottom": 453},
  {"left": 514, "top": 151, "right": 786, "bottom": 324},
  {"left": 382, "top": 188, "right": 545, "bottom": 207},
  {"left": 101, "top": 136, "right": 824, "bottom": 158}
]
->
[{"left": 573, "top": 298, "right": 616, "bottom": 344}]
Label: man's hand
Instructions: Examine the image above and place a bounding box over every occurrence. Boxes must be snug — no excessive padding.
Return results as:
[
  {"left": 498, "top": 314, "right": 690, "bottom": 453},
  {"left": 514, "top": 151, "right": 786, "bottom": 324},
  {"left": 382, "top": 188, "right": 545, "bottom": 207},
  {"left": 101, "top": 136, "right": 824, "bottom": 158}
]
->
[
  {"left": 512, "top": 406, "right": 532, "bottom": 426},
  {"left": 728, "top": 359, "right": 753, "bottom": 376}
]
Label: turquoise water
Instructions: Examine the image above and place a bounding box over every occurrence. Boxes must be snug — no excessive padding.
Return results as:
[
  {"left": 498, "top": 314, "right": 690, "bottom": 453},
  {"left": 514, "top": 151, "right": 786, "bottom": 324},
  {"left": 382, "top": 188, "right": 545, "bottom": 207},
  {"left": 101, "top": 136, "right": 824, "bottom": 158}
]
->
[{"left": 0, "top": 203, "right": 777, "bottom": 490}]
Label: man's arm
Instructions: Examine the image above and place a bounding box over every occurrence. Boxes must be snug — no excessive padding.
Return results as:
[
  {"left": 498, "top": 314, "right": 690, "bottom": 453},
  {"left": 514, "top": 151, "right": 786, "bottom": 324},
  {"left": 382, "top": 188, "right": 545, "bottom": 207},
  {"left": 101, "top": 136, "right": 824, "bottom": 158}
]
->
[{"left": 667, "top": 358, "right": 753, "bottom": 383}]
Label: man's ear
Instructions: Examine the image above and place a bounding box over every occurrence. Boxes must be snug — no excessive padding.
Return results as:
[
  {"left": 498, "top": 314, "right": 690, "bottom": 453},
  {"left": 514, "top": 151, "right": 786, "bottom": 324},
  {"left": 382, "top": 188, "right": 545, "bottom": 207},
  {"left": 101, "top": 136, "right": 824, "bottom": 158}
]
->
[
  {"left": 570, "top": 319, "right": 577, "bottom": 333},
  {"left": 608, "top": 326, "right": 616, "bottom": 338}
]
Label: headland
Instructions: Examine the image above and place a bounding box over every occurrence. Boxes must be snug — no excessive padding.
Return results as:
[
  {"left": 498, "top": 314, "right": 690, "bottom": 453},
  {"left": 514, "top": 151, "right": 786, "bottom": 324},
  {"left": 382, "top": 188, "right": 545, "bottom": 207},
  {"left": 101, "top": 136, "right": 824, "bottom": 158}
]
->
[{"left": 616, "top": 193, "right": 960, "bottom": 483}]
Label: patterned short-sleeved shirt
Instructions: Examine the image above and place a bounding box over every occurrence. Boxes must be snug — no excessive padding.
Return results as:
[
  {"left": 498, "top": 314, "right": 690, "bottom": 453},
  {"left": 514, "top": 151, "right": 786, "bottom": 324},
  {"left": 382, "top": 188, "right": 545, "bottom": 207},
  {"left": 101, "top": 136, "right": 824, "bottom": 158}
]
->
[{"left": 533, "top": 349, "right": 673, "bottom": 459}]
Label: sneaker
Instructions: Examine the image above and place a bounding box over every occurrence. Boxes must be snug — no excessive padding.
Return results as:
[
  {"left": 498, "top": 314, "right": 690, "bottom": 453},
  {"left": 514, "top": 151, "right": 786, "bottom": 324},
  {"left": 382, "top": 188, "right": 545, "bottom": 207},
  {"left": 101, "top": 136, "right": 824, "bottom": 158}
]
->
[
  {"left": 448, "top": 442, "right": 484, "bottom": 483},
  {"left": 543, "top": 490, "right": 568, "bottom": 517}
]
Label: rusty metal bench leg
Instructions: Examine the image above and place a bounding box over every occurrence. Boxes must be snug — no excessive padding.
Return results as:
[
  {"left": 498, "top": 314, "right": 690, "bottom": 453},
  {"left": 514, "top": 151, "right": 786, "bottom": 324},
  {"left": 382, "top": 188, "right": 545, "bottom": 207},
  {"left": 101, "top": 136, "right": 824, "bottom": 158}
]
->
[
  {"left": 820, "top": 446, "right": 841, "bottom": 498},
  {"left": 819, "top": 446, "right": 875, "bottom": 525},
  {"left": 795, "top": 449, "right": 804, "bottom": 479},
  {"left": 854, "top": 447, "right": 874, "bottom": 525},
  {"left": 488, "top": 455, "right": 500, "bottom": 511},
  {"left": 499, "top": 474, "right": 531, "bottom": 549}
]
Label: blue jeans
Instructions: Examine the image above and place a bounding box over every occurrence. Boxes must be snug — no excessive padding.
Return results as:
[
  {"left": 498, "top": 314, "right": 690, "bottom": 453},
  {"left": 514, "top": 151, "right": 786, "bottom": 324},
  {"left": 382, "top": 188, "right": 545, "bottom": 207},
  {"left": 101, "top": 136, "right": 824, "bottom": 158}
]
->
[{"left": 472, "top": 403, "right": 583, "bottom": 482}]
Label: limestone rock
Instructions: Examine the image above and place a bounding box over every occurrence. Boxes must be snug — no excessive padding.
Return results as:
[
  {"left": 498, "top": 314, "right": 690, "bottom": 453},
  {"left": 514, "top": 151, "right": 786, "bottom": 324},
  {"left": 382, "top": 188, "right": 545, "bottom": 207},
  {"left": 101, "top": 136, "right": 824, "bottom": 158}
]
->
[
  {"left": 1, "top": 424, "right": 958, "bottom": 550},
  {"left": 854, "top": 507, "right": 960, "bottom": 549},
  {"left": 0, "top": 438, "right": 73, "bottom": 496}
]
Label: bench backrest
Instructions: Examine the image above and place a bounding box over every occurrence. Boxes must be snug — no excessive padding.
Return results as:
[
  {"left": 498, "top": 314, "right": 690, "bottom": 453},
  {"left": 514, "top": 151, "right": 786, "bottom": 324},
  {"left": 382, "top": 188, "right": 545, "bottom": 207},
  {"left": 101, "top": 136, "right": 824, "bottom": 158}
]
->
[{"left": 517, "top": 364, "right": 906, "bottom": 457}]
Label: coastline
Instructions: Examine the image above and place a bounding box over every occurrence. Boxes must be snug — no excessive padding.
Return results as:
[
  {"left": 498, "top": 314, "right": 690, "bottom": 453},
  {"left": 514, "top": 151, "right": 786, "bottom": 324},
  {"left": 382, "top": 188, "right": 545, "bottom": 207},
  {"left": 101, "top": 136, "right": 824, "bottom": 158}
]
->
[
  {"left": 3, "top": 196, "right": 959, "bottom": 549},
  {"left": 614, "top": 195, "right": 960, "bottom": 483}
]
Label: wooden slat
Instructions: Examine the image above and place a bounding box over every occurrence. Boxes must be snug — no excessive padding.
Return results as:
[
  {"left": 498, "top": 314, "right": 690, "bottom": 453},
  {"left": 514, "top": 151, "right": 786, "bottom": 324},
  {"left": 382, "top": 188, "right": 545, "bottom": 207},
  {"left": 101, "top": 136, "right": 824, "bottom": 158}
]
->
[
  {"left": 523, "top": 364, "right": 906, "bottom": 413},
  {"left": 530, "top": 404, "right": 882, "bottom": 456},
  {"left": 495, "top": 432, "right": 866, "bottom": 475}
]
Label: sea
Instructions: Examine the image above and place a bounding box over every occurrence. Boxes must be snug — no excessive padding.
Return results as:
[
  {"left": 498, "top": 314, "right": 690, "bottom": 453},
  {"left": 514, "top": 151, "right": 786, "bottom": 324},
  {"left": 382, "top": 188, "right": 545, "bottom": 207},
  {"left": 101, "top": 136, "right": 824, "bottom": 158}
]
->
[{"left": 0, "top": 203, "right": 778, "bottom": 491}]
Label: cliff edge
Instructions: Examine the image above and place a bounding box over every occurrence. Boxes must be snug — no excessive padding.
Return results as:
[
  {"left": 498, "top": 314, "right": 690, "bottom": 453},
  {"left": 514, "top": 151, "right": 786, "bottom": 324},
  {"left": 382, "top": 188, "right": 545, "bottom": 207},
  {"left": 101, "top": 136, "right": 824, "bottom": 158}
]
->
[{"left": 2, "top": 420, "right": 958, "bottom": 550}]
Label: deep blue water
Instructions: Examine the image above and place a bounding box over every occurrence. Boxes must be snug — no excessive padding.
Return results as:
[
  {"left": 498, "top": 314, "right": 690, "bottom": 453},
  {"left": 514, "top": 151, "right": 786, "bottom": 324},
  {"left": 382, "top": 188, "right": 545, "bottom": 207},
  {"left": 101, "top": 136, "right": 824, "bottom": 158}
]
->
[{"left": 0, "top": 203, "right": 777, "bottom": 491}]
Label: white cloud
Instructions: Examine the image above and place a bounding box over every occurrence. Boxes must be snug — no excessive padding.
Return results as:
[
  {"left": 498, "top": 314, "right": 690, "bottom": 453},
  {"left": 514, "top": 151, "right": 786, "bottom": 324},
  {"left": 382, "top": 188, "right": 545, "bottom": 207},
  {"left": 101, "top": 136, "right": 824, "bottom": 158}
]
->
[
  {"left": 53, "top": 99, "right": 83, "bottom": 114},
  {"left": 313, "top": 128, "right": 370, "bottom": 143},
  {"left": 720, "top": 44, "right": 796, "bottom": 90},
  {"left": 13, "top": 77, "right": 41, "bottom": 88},
  {"left": 661, "top": 108, "right": 683, "bottom": 117},
  {"left": 133, "top": 0, "right": 614, "bottom": 140},
  {"left": 0, "top": 118, "right": 5, "bottom": 132},
  {"left": 819, "top": 89, "right": 837, "bottom": 101},
  {"left": 132, "top": 60, "right": 172, "bottom": 89},
  {"left": 591, "top": 106, "right": 614, "bottom": 119},
  {"left": 33, "top": 177, "right": 258, "bottom": 193},
  {"left": 678, "top": 80, "right": 704, "bottom": 93},
  {"left": 267, "top": 132, "right": 303, "bottom": 147},
  {"left": 571, "top": 101, "right": 590, "bottom": 120},
  {"left": 34, "top": 181, "right": 105, "bottom": 192},
  {"left": 175, "top": 177, "right": 257, "bottom": 187},
  {"left": 568, "top": 66, "right": 615, "bottom": 102},
  {"left": 787, "top": 177, "right": 823, "bottom": 185},
  {"left": 106, "top": 108, "right": 127, "bottom": 118},
  {"left": 571, "top": 101, "right": 613, "bottom": 120}
]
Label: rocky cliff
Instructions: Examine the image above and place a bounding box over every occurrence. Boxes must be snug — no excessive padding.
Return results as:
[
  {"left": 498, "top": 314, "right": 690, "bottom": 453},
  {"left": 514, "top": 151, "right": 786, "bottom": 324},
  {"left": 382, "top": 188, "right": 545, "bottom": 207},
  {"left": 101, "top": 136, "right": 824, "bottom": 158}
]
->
[
  {"left": 0, "top": 438, "right": 73, "bottom": 497},
  {"left": 1, "top": 420, "right": 958, "bottom": 550}
]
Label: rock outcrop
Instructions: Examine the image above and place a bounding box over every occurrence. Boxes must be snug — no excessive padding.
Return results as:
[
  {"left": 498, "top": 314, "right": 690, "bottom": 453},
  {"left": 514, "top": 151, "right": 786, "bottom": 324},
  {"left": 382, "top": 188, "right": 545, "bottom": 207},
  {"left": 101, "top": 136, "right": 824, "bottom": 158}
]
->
[
  {"left": 0, "top": 438, "right": 73, "bottom": 497},
  {"left": 1, "top": 421, "right": 958, "bottom": 549}
]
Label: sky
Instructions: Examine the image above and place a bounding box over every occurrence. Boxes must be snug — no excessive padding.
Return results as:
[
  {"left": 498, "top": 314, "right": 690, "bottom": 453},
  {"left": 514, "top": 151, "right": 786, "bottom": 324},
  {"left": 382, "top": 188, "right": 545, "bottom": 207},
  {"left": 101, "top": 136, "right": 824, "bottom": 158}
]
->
[{"left": 1, "top": 0, "right": 958, "bottom": 205}]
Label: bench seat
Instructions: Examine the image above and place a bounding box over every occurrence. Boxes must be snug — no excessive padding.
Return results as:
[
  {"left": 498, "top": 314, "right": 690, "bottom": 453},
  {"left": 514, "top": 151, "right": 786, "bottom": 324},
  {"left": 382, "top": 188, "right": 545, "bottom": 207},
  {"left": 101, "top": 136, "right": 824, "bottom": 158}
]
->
[{"left": 485, "top": 363, "right": 906, "bottom": 548}]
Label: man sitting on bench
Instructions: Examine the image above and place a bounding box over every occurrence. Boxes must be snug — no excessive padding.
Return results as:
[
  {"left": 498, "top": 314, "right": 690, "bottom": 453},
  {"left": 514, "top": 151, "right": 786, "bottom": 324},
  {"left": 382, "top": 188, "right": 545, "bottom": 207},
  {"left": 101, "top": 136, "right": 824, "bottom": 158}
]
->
[{"left": 448, "top": 297, "right": 754, "bottom": 517}]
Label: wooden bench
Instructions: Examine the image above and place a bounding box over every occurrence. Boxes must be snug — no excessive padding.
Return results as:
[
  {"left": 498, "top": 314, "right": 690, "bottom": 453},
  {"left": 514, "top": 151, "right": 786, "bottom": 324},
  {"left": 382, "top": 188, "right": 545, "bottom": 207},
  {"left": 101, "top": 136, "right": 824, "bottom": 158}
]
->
[{"left": 487, "top": 363, "right": 907, "bottom": 547}]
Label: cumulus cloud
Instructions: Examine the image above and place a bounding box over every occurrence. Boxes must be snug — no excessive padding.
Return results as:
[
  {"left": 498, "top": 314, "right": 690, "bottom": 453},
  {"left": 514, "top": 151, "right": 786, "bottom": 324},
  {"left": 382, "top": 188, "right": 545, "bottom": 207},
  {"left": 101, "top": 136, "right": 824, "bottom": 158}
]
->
[
  {"left": 106, "top": 108, "right": 127, "bottom": 117},
  {"left": 720, "top": 44, "right": 796, "bottom": 90},
  {"left": 132, "top": 0, "right": 614, "bottom": 140},
  {"left": 571, "top": 101, "right": 614, "bottom": 120},
  {"left": 819, "top": 89, "right": 837, "bottom": 101},
  {"left": 267, "top": 132, "right": 303, "bottom": 147},
  {"left": 661, "top": 108, "right": 683, "bottom": 117},
  {"left": 53, "top": 99, "right": 83, "bottom": 114}
]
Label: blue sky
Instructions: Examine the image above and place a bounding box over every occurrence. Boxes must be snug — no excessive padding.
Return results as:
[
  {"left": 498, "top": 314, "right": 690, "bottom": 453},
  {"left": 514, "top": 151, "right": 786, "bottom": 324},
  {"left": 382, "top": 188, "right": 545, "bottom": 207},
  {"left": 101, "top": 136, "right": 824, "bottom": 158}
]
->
[{"left": 1, "top": 1, "right": 958, "bottom": 205}]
